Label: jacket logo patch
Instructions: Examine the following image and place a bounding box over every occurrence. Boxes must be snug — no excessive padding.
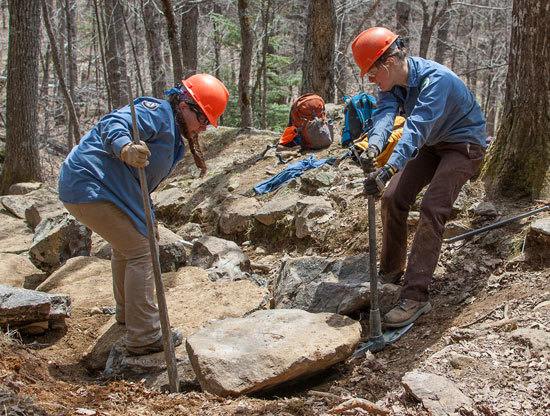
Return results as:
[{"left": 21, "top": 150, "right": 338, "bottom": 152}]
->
[
  {"left": 420, "top": 77, "right": 430, "bottom": 92},
  {"left": 142, "top": 100, "right": 159, "bottom": 110}
]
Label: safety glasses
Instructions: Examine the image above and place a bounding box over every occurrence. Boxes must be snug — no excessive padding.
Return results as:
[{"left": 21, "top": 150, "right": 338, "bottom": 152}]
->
[{"left": 187, "top": 103, "right": 209, "bottom": 126}]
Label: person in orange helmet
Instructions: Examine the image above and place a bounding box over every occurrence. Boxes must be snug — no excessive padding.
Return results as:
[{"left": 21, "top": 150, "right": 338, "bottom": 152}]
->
[
  {"left": 58, "top": 74, "right": 229, "bottom": 356},
  {"left": 352, "top": 27, "right": 487, "bottom": 328}
]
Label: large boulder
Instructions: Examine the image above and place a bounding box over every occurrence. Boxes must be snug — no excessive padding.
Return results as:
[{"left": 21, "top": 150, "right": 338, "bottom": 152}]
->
[
  {"left": 0, "top": 253, "right": 45, "bottom": 288},
  {"left": 29, "top": 213, "right": 92, "bottom": 273},
  {"left": 0, "top": 210, "right": 34, "bottom": 254},
  {"left": 294, "top": 196, "right": 333, "bottom": 239},
  {"left": 218, "top": 197, "right": 260, "bottom": 234},
  {"left": 186, "top": 309, "right": 361, "bottom": 396},
  {"left": 0, "top": 186, "right": 59, "bottom": 219}
]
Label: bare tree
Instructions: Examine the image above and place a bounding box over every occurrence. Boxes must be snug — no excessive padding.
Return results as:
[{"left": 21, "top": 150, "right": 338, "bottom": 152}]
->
[
  {"left": 238, "top": 0, "right": 253, "bottom": 128},
  {"left": 159, "top": 0, "right": 183, "bottom": 82},
  {"left": 64, "top": 0, "right": 78, "bottom": 146},
  {"left": 181, "top": 0, "right": 198, "bottom": 78},
  {"left": 103, "top": 0, "right": 129, "bottom": 108},
  {"left": 417, "top": 0, "right": 451, "bottom": 58},
  {"left": 41, "top": 0, "right": 80, "bottom": 146},
  {"left": 482, "top": 0, "right": 550, "bottom": 199},
  {"left": 395, "top": 0, "right": 410, "bottom": 45},
  {"left": 141, "top": 0, "right": 166, "bottom": 97},
  {"left": 0, "top": 0, "right": 42, "bottom": 193}
]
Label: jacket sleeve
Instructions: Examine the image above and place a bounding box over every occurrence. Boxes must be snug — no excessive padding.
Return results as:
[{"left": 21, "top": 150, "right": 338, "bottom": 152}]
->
[
  {"left": 368, "top": 91, "right": 399, "bottom": 153},
  {"left": 98, "top": 100, "right": 167, "bottom": 158},
  {"left": 387, "top": 73, "right": 449, "bottom": 170}
]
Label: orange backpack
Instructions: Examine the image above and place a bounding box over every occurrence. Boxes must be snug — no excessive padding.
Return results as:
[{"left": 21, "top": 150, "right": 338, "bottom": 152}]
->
[{"left": 279, "top": 94, "right": 333, "bottom": 150}]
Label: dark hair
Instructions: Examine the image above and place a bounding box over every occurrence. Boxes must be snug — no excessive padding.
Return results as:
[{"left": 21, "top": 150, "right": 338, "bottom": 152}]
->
[{"left": 379, "top": 38, "right": 407, "bottom": 63}]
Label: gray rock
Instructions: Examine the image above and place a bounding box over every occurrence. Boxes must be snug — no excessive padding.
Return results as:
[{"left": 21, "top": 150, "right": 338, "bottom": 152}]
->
[
  {"left": 294, "top": 196, "right": 333, "bottom": 239},
  {"left": 0, "top": 186, "right": 59, "bottom": 219},
  {"left": 218, "top": 197, "right": 260, "bottom": 234},
  {"left": 177, "top": 222, "right": 203, "bottom": 241},
  {"left": 470, "top": 201, "right": 499, "bottom": 217},
  {"left": 402, "top": 371, "right": 474, "bottom": 416},
  {"left": 443, "top": 221, "right": 472, "bottom": 239},
  {"left": 29, "top": 213, "right": 92, "bottom": 273},
  {"left": 254, "top": 194, "right": 300, "bottom": 226},
  {"left": 510, "top": 328, "right": 550, "bottom": 352},
  {"left": 157, "top": 225, "right": 187, "bottom": 272},
  {"left": 0, "top": 284, "right": 71, "bottom": 327},
  {"left": 189, "top": 235, "right": 251, "bottom": 281},
  {"left": 526, "top": 218, "right": 550, "bottom": 263},
  {"left": 274, "top": 254, "right": 393, "bottom": 315},
  {"left": 300, "top": 168, "right": 339, "bottom": 195},
  {"left": 8, "top": 182, "right": 43, "bottom": 195},
  {"left": 407, "top": 211, "right": 420, "bottom": 226},
  {"left": 25, "top": 198, "right": 67, "bottom": 230},
  {"left": 186, "top": 309, "right": 361, "bottom": 396}
]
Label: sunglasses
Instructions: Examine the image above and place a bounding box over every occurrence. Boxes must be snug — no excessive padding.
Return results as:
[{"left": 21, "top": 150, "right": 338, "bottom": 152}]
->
[{"left": 187, "top": 103, "right": 209, "bottom": 126}]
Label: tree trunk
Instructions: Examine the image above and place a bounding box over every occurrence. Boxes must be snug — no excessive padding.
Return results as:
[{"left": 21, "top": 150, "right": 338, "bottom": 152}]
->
[
  {"left": 301, "top": 0, "right": 336, "bottom": 102},
  {"left": 434, "top": 9, "right": 450, "bottom": 64},
  {"left": 181, "top": 1, "right": 198, "bottom": 78},
  {"left": 64, "top": 0, "right": 78, "bottom": 147},
  {"left": 141, "top": 0, "right": 166, "bottom": 97},
  {"left": 395, "top": 0, "right": 410, "bottom": 46},
  {"left": 0, "top": 0, "right": 42, "bottom": 193},
  {"left": 482, "top": 0, "right": 550, "bottom": 199},
  {"left": 103, "top": 0, "right": 129, "bottom": 108},
  {"left": 418, "top": 0, "right": 451, "bottom": 59},
  {"left": 159, "top": 0, "right": 183, "bottom": 83},
  {"left": 238, "top": 0, "right": 253, "bottom": 128},
  {"left": 41, "top": 0, "right": 81, "bottom": 143}
]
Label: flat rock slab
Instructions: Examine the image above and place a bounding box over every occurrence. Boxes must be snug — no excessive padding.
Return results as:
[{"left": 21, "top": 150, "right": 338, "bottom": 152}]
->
[
  {"left": 0, "top": 284, "right": 71, "bottom": 327},
  {"left": 0, "top": 253, "right": 44, "bottom": 288},
  {"left": 0, "top": 210, "right": 34, "bottom": 254},
  {"left": 402, "top": 371, "right": 474, "bottom": 416},
  {"left": 186, "top": 309, "right": 361, "bottom": 396}
]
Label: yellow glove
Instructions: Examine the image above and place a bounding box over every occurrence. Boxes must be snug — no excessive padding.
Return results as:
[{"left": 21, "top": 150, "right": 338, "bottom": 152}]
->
[{"left": 120, "top": 142, "right": 151, "bottom": 168}]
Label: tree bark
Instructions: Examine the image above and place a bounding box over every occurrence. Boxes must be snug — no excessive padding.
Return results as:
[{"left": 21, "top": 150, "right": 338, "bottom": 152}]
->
[
  {"left": 0, "top": 0, "right": 42, "bottom": 193},
  {"left": 395, "top": 0, "right": 410, "bottom": 46},
  {"left": 159, "top": 0, "right": 183, "bottom": 83},
  {"left": 141, "top": 0, "right": 166, "bottom": 97},
  {"left": 41, "top": 0, "right": 81, "bottom": 145},
  {"left": 238, "top": 0, "right": 253, "bottom": 128},
  {"left": 482, "top": 0, "right": 550, "bottom": 199},
  {"left": 181, "top": 1, "right": 198, "bottom": 78},
  {"left": 64, "top": 0, "right": 78, "bottom": 147},
  {"left": 418, "top": 0, "right": 451, "bottom": 59},
  {"left": 301, "top": 0, "right": 336, "bottom": 102},
  {"left": 103, "top": 0, "right": 129, "bottom": 108}
]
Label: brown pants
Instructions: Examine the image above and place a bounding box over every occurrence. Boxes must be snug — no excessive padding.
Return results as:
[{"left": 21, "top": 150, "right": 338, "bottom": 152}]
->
[
  {"left": 63, "top": 201, "right": 160, "bottom": 347},
  {"left": 380, "top": 142, "right": 485, "bottom": 302}
]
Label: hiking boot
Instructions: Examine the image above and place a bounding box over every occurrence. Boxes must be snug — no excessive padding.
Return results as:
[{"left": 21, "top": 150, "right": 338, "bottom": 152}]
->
[
  {"left": 378, "top": 270, "right": 404, "bottom": 284},
  {"left": 384, "top": 298, "right": 432, "bottom": 328},
  {"left": 127, "top": 331, "right": 183, "bottom": 356}
]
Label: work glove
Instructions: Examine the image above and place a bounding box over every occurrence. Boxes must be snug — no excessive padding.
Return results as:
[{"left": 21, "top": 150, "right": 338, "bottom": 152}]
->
[
  {"left": 359, "top": 144, "right": 380, "bottom": 173},
  {"left": 364, "top": 164, "right": 397, "bottom": 196},
  {"left": 120, "top": 142, "right": 151, "bottom": 168}
]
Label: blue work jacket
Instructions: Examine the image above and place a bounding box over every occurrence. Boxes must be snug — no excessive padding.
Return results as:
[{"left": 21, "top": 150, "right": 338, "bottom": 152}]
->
[
  {"left": 58, "top": 98, "right": 186, "bottom": 237},
  {"left": 369, "top": 57, "right": 486, "bottom": 171}
]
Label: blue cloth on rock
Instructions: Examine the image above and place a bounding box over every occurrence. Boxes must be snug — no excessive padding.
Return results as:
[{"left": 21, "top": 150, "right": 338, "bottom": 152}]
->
[{"left": 253, "top": 154, "right": 335, "bottom": 195}]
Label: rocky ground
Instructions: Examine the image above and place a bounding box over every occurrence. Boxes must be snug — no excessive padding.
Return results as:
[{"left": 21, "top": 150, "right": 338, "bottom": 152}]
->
[{"left": 1, "top": 114, "right": 549, "bottom": 415}]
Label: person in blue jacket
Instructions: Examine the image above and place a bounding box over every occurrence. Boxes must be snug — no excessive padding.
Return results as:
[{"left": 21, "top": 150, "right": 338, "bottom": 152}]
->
[
  {"left": 352, "top": 27, "right": 487, "bottom": 328},
  {"left": 58, "top": 74, "right": 229, "bottom": 355}
]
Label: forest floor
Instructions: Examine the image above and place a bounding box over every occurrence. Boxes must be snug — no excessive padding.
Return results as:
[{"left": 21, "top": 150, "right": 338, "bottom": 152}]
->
[{"left": 1, "top": 123, "right": 549, "bottom": 416}]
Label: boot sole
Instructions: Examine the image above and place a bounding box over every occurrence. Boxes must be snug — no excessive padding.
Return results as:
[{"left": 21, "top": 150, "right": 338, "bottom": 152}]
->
[{"left": 385, "top": 301, "right": 432, "bottom": 328}]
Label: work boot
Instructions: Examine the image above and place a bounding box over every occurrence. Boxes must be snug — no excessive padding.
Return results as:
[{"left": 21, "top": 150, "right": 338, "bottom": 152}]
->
[
  {"left": 378, "top": 270, "right": 404, "bottom": 284},
  {"left": 384, "top": 298, "right": 432, "bottom": 328},
  {"left": 127, "top": 331, "right": 183, "bottom": 356}
]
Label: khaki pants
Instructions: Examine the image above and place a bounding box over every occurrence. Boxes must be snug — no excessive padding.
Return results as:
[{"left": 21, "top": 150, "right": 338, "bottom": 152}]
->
[
  {"left": 63, "top": 201, "right": 160, "bottom": 347},
  {"left": 380, "top": 142, "right": 485, "bottom": 302}
]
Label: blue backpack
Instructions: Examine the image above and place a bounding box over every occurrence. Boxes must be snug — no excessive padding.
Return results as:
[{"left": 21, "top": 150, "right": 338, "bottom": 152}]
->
[{"left": 341, "top": 93, "right": 376, "bottom": 147}]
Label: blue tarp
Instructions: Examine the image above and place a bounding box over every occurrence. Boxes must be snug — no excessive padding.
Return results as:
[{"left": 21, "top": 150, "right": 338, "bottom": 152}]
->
[{"left": 254, "top": 154, "right": 336, "bottom": 195}]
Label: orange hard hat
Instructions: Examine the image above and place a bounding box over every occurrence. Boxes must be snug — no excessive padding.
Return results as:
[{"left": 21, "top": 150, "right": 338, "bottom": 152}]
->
[
  {"left": 352, "top": 27, "right": 399, "bottom": 77},
  {"left": 182, "top": 74, "right": 229, "bottom": 127}
]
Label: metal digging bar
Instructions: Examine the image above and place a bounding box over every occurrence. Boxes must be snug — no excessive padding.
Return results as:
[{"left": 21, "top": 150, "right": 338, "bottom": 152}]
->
[
  {"left": 444, "top": 203, "right": 550, "bottom": 244},
  {"left": 127, "top": 77, "right": 179, "bottom": 393}
]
